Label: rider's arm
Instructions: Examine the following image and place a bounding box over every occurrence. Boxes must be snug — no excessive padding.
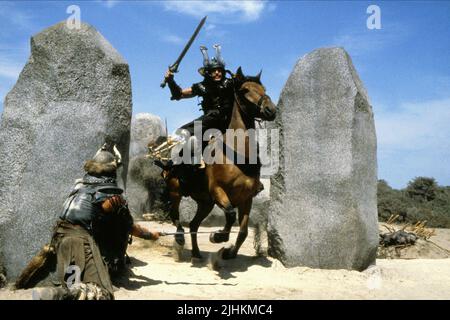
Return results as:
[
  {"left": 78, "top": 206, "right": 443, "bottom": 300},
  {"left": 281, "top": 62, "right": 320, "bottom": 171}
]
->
[
  {"left": 101, "top": 196, "right": 160, "bottom": 240},
  {"left": 131, "top": 223, "right": 160, "bottom": 240},
  {"left": 165, "top": 70, "right": 195, "bottom": 100},
  {"left": 180, "top": 87, "right": 194, "bottom": 98}
]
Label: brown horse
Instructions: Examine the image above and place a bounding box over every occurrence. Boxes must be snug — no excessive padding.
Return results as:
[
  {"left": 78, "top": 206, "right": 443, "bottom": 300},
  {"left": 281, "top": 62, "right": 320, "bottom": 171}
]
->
[{"left": 163, "top": 67, "right": 276, "bottom": 260}]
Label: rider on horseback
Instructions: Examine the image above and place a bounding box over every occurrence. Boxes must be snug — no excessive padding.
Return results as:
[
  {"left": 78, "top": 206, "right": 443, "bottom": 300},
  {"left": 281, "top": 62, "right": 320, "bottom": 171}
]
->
[
  {"left": 164, "top": 44, "right": 234, "bottom": 159},
  {"left": 162, "top": 45, "right": 264, "bottom": 194}
]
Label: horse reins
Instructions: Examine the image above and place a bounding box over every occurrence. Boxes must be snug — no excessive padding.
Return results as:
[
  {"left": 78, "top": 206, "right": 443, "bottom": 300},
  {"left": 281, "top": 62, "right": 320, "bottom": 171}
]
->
[{"left": 233, "top": 80, "right": 269, "bottom": 122}]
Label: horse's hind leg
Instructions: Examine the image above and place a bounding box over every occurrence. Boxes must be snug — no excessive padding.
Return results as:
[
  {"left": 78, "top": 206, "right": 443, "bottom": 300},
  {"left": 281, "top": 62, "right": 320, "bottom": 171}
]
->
[
  {"left": 209, "top": 187, "right": 236, "bottom": 244},
  {"left": 222, "top": 199, "right": 252, "bottom": 260},
  {"left": 190, "top": 201, "right": 214, "bottom": 259}
]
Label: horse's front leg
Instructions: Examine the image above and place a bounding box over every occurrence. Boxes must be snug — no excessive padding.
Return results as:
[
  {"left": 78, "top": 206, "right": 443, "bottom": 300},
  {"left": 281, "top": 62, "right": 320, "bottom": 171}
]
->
[
  {"left": 209, "top": 186, "right": 236, "bottom": 244},
  {"left": 222, "top": 199, "right": 252, "bottom": 260},
  {"left": 189, "top": 201, "right": 214, "bottom": 260},
  {"left": 168, "top": 188, "right": 184, "bottom": 246}
]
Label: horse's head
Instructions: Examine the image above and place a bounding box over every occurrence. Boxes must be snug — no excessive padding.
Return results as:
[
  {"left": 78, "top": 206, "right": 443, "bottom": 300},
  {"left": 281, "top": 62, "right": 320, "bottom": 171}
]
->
[{"left": 234, "top": 67, "right": 277, "bottom": 122}]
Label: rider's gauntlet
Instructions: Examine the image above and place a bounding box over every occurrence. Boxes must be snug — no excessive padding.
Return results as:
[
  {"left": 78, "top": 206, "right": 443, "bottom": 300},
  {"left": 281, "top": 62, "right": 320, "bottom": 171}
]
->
[{"left": 168, "top": 78, "right": 182, "bottom": 100}]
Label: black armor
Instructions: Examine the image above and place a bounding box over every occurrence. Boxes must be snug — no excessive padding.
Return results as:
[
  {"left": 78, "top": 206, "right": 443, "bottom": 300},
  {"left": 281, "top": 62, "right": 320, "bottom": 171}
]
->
[
  {"left": 59, "top": 174, "right": 133, "bottom": 275},
  {"left": 178, "top": 76, "right": 234, "bottom": 140},
  {"left": 192, "top": 77, "right": 234, "bottom": 113},
  {"left": 59, "top": 175, "right": 123, "bottom": 232},
  {"left": 168, "top": 77, "right": 183, "bottom": 101},
  {"left": 169, "top": 45, "right": 235, "bottom": 145}
]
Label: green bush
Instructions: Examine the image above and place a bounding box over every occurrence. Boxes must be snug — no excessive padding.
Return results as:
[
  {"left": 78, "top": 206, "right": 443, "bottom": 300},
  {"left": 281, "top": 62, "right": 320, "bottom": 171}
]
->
[{"left": 377, "top": 178, "right": 450, "bottom": 228}]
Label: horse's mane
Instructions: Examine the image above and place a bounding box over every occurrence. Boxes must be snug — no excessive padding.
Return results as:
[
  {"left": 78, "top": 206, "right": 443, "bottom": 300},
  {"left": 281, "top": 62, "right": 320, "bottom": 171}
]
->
[
  {"left": 233, "top": 76, "right": 262, "bottom": 89},
  {"left": 243, "top": 75, "right": 262, "bottom": 84},
  {"left": 228, "top": 68, "right": 262, "bottom": 90}
]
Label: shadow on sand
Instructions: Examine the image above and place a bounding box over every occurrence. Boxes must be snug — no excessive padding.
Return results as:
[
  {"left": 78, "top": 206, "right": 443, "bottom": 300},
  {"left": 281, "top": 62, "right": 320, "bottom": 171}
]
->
[
  {"left": 168, "top": 244, "right": 273, "bottom": 280},
  {"left": 112, "top": 256, "right": 162, "bottom": 290}
]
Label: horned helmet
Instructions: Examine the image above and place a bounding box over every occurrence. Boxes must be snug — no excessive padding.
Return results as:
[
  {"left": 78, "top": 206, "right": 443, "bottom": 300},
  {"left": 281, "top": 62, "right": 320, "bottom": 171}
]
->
[
  {"left": 84, "top": 137, "right": 122, "bottom": 177},
  {"left": 198, "top": 44, "right": 226, "bottom": 78}
]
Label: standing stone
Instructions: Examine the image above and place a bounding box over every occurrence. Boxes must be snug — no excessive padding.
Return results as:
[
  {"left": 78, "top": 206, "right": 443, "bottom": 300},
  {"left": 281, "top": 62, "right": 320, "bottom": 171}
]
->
[
  {"left": 126, "top": 113, "right": 166, "bottom": 217},
  {"left": 268, "top": 47, "right": 378, "bottom": 270},
  {"left": 0, "top": 22, "right": 132, "bottom": 278},
  {"left": 0, "top": 260, "right": 5, "bottom": 288},
  {"left": 129, "top": 113, "right": 166, "bottom": 159}
]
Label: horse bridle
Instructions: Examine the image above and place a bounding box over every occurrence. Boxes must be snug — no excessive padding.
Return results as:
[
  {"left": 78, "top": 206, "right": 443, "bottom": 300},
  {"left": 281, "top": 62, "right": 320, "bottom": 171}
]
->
[{"left": 234, "top": 81, "right": 269, "bottom": 120}]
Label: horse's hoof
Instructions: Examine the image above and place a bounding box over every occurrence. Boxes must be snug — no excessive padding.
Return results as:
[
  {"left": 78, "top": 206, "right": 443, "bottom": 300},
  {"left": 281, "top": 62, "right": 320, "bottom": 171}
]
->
[
  {"left": 175, "top": 233, "right": 185, "bottom": 246},
  {"left": 221, "top": 246, "right": 237, "bottom": 260},
  {"left": 209, "top": 248, "right": 225, "bottom": 271},
  {"left": 172, "top": 240, "right": 184, "bottom": 262},
  {"left": 191, "top": 258, "right": 201, "bottom": 265},
  {"left": 191, "top": 251, "right": 203, "bottom": 260},
  {"left": 209, "top": 230, "right": 230, "bottom": 244},
  {"left": 191, "top": 256, "right": 204, "bottom": 265}
]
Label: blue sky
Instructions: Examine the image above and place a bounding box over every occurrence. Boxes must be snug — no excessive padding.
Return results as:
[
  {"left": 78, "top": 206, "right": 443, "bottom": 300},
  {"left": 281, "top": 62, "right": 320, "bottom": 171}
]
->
[{"left": 0, "top": 1, "right": 449, "bottom": 189}]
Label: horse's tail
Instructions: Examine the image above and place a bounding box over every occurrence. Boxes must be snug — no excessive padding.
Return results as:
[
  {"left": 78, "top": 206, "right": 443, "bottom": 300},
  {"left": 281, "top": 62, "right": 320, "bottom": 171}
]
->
[{"left": 15, "top": 244, "right": 57, "bottom": 289}]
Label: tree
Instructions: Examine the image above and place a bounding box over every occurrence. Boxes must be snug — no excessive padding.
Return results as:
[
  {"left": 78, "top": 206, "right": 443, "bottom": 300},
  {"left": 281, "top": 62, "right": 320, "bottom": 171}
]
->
[{"left": 406, "top": 177, "right": 438, "bottom": 202}]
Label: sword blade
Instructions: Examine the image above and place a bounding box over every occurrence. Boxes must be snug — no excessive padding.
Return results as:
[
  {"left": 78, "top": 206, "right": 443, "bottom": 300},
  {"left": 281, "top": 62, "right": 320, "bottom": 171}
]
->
[
  {"left": 161, "top": 16, "right": 207, "bottom": 88},
  {"left": 160, "top": 230, "right": 238, "bottom": 236},
  {"left": 170, "top": 15, "right": 207, "bottom": 72}
]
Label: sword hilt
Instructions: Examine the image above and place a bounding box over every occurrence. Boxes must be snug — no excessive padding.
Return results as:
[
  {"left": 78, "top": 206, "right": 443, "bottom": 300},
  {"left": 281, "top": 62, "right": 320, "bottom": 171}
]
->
[
  {"left": 160, "top": 65, "right": 178, "bottom": 88},
  {"left": 160, "top": 16, "right": 206, "bottom": 89}
]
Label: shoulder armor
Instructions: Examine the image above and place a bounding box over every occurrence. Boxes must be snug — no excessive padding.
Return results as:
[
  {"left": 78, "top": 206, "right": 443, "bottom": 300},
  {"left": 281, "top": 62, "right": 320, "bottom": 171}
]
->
[
  {"left": 192, "top": 82, "right": 207, "bottom": 96},
  {"left": 93, "top": 185, "right": 124, "bottom": 203},
  {"left": 59, "top": 185, "right": 98, "bottom": 231},
  {"left": 223, "top": 78, "right": 233, "bottom": 88}
]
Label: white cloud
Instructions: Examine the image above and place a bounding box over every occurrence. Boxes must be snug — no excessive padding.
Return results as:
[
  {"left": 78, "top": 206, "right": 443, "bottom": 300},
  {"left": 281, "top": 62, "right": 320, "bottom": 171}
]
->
[
  {"left": 205, "top": 24, "right": 216, "bottom": 32},
  {"left": 374, "top": 98, "right": 450, "bottom": 187},
  {"left": 204, "top": 23, "right": 227, "bottom": 38},
  {"left": 375, "top": 98, "right": 450, "bottom": 151},
  {"left": 0, "top": 43, "right": 28, "bottom": 80},
  {"left": 0, "top": 2, "right": 35, "bottom": 31},
  {"left": 332, "top": 33, "right": 384, "bottom": 56},
  {"left": 159, "top": 23, "right": 227, "bottom": 45},
  {"left": 98, "top": 0, "right": 120, "bottom": 9},
  {"left": 276, "top": 67, "right": 290, "bottom": 80},
  {"left": 332, "top": 23, "right": 409, "bottom": 56},
  {"left": 0, "top": 61, "right": 22, "bottom": 79},
  {"left": 161, "top": 0, "right": 269, "bottom": 23},
  {"left": 161, "top": 34, "right": 184, "bottom": 45}
]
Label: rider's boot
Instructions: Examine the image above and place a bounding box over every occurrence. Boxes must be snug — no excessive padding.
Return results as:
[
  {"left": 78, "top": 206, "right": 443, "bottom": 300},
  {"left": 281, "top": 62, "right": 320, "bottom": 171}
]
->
[{"left": 32, "top": 287, "right": 72, "bottom": 300}]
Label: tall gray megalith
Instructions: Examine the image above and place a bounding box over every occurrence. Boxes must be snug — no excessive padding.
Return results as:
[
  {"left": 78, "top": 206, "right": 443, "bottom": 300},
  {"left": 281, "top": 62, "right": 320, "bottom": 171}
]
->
[
  {"left": 0, "top": 22, "right": 132, "bottom": 278},
  {"left": 268, "top": 47, "right": 378, "bottom": 271}
]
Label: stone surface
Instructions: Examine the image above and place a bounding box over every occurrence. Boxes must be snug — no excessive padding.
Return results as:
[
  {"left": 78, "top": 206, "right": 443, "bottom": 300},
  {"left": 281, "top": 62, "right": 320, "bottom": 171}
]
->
[
  {"left": 129, "top": 113, "right": 166, "bottom": 158},
  {"left": 268, "top": 47, "right": 378, "bottom": 270},
  {"left": 126, "top": 113, "right": 167, "bottom": 217},
  {"left": 0, "top": 22, "right": 132, "bottom": 278},
  {"left": 0, "top": 260, "right": 5, "bottom": 288}
]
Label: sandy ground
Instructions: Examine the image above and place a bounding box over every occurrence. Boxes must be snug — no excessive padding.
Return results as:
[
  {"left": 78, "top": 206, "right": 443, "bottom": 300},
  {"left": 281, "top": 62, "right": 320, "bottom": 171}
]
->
[{"left": 1, "top": 221, "right": 450, "bottom": 300}]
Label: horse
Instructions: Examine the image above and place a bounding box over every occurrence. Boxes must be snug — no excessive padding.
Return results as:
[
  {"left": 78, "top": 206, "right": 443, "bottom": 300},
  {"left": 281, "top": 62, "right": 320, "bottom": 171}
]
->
[{"left": 162, "top": 67, "right": 277, "bottom": 260}]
